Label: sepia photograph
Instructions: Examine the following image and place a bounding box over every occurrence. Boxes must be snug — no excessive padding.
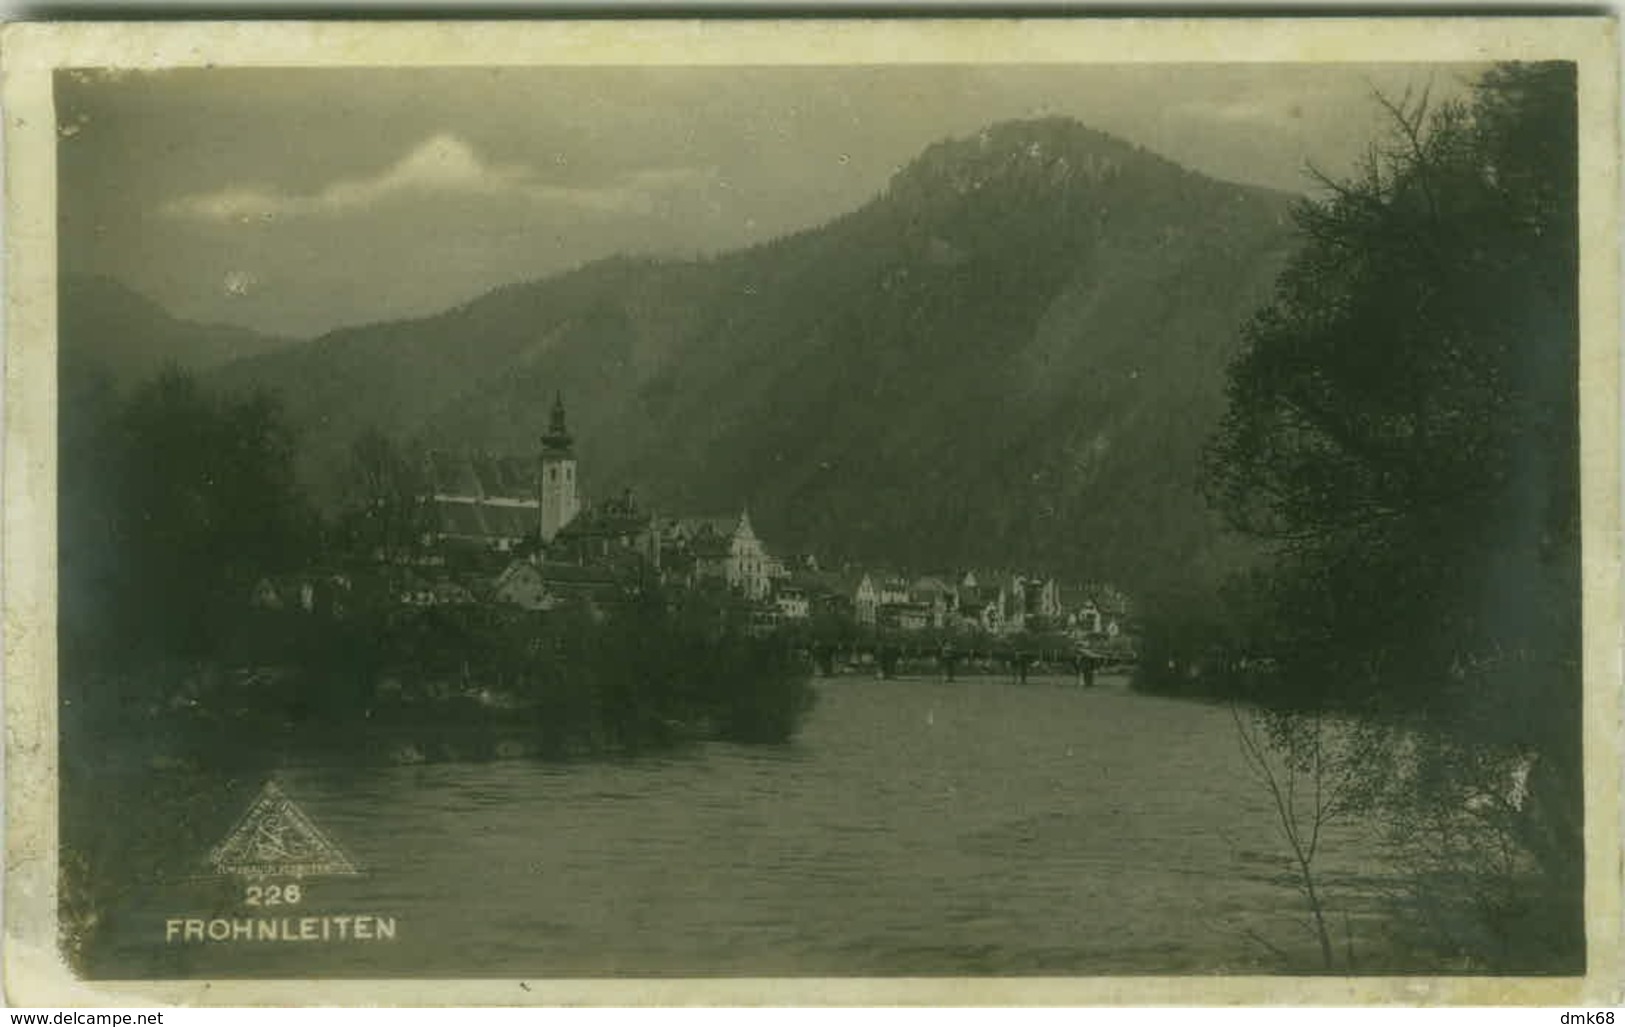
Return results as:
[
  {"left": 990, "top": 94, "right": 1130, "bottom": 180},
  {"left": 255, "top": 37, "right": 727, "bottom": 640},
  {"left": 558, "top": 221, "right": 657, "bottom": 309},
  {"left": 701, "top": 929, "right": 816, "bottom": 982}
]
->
[{"left": 4, "top": 18, "right": 1620, "bottom": 1005}]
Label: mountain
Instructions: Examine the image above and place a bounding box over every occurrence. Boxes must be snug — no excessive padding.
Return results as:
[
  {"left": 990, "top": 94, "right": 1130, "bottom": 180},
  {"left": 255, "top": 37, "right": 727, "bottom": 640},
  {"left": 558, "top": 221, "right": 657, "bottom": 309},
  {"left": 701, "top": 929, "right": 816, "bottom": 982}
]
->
[
  {"left": 201, "top": 118, "right": 1301, "bottom": 595},
  {"left": 60, "top": 274, "right": 297, "bottom": 387}
]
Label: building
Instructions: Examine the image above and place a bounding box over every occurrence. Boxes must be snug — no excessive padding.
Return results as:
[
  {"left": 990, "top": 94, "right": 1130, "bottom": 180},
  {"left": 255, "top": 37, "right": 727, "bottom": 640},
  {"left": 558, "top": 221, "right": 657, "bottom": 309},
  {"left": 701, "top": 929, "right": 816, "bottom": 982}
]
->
[
  {"left": 549, "top": 489, "right": 660, "bottom": 571},
  {"left": 538, "top": 393, "right": 581, "bottom": 543},
  {"left": 493, "top": 560, "right": 552, "bottom": 611},
  {"left": 667, "top": 510, "right": 773, "bottom": 601},
  {"left": 854, "top": 574, "right": 880, "bottom": 626},
  {"left": 424, "top": 449, "right": 538, "bottom": 552},
  {"left": 774, "top": 586, "right": 811, "bottom": 621},
  {"left": 421, "top": 395, "right": 583, "bottom": 553},
  {"left": 910, "top": 576, "right": 958, "bottom": 629}
]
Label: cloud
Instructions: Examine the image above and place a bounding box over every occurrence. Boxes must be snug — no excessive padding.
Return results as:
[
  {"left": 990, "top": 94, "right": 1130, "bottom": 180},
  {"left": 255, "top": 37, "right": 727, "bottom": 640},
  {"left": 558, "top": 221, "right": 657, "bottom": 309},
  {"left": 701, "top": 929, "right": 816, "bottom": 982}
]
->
[{"left": 164, "top": 133, "right": 711, "bottom": 221}]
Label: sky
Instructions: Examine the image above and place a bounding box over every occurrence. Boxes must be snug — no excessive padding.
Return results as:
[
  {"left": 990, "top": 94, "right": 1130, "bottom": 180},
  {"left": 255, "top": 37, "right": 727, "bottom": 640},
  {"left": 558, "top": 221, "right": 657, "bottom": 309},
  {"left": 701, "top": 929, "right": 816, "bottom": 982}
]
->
[{"left": 57, "top": 63, "right": 1485, "bottom": 339}]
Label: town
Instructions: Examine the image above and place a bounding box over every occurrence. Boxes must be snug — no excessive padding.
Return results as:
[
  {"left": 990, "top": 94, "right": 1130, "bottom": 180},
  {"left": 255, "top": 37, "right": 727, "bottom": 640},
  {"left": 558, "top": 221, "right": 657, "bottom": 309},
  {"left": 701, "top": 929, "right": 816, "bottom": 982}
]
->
[{"left": 250, "top": 395, "right": 1138, "bottom": 679}]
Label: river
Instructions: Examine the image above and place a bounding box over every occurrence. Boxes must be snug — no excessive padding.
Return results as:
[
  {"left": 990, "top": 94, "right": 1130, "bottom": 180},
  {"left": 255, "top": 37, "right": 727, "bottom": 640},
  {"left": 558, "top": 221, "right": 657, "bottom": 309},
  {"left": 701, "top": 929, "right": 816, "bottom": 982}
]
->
[{"left": 97, "top": 676, "right": 1402, "bottom": 978}]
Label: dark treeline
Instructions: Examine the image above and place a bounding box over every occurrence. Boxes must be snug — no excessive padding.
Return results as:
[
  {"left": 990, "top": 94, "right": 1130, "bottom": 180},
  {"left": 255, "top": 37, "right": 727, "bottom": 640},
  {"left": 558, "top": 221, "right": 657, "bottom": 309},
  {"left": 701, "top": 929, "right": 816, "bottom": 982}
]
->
[{"left": 1137, "top": 64, "right": 1583, "bottom": 971}]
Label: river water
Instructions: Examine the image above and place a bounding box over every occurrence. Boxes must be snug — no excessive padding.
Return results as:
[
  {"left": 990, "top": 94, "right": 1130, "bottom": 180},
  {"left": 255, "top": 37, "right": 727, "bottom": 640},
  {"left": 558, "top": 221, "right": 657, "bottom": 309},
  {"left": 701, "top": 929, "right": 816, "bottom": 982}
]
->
[{"left": 101, "top": 677, "right": 1401, "bottom": 978}]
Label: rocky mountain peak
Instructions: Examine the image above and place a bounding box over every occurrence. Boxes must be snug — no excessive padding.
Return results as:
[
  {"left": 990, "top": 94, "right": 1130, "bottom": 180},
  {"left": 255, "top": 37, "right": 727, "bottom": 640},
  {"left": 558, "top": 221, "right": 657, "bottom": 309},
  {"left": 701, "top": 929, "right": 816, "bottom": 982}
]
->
[{"left": 885, "top": 117, "right": 1172, "bottom": 205}]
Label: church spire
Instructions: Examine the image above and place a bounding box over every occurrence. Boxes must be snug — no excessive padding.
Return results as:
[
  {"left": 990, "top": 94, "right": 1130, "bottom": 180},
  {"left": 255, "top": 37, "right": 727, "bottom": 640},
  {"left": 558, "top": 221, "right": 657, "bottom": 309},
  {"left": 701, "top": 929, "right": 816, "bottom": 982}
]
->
[
  {"left": 539, "top": 392, "right": 580, "bottom": 543},
  {"left": 543, "top": 392, "right": 573, "bottom": 454}
]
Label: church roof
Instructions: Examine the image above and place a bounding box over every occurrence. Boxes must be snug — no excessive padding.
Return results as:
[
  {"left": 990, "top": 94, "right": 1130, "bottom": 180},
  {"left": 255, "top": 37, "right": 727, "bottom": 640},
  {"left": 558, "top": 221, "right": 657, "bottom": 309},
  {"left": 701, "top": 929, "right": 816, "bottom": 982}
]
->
[
  {"left": 426, "top": 449, "right": 536, "bottom": 501},
  {"left": 432, "top": 497, "right": 534, "bottom": 542},
  {"left": 483, "top": 504, "right": 536, "bottom": 540},
  {"left": 435, "top": 498, "right": 489, "bottom": 538}
]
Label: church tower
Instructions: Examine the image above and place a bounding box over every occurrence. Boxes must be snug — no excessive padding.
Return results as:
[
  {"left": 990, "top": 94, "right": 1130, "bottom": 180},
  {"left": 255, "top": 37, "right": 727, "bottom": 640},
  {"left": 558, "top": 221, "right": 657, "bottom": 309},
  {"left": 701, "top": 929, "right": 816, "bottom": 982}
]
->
[{"left": 538, "top": 393, "right": 580, "bottom": 543}]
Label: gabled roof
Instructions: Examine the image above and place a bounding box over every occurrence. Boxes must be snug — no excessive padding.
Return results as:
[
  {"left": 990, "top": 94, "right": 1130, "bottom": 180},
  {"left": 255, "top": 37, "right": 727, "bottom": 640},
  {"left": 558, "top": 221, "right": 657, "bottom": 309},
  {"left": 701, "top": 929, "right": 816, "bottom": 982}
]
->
[
  {"left": 494, "top": 560, "right": 545, "bottom": 589},
  {"left": 485, "top": 504, "right": 536, "bottom": 540},
  {"left": 789, "top": 569, "right": 855, "bottom": 596},
  {"left": 666, "top": 514, "right": 739, "bottom": 540},
  {"left": 426, "top": 449, "right": 537, "bottom": 502},
  {"left": 433, "top": 497, "right": 534, "bottom": 542},
  {"left": 435, "top": 498, "right": 489, "bottom": 538},
  {"left": 558, "top": 503, "right": 650, "bottom": 541}
]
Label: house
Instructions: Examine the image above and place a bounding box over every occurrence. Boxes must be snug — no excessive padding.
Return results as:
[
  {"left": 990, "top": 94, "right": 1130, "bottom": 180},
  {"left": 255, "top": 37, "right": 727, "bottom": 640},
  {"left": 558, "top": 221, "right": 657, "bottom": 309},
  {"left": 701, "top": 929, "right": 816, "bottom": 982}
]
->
[
  {"left": 493, "top": 559, "right": 552, "bottom": 611},
  {"left": 431, "top": 579, "right": 476, "bottom": 607},
  {"left": 249, "top": 573, "right": 352, "bottom": 616},
  {"left": 1036, "top": 578, "right": 1064, "bottom": 620},
  {"left": 397, "top": 571, "right": 437, "bottom": 607},
  {"left": 1073, "top": 599, "right": 1104, "bottom": 635},
  {"left": 910, "top": 576, "right": 958, "bottom": 629},
  {"left": 536, "top": 561, "right": 632, "bottom": 616},
  {"left": 854, "top": 574, "right": 880, "bottom": 626},
  {"left": 879, "top": 601, "right": 933, "bottom": 632},
  {"left": 878, "top": 576, "right": 911, "bottom": 607},
  {"left": 548, "top": 489, "right": 660, "bottom": 570},
  {"left": 687, "top": 530, "right": 734, "bottom": 588},
  {"left": 774, "top": 586, "right": 811, "bottom": 621},
  {"left": 794, "top": 570, "right": 860, "bottom": 619},
  {"left": 951, "top": 580, "right": 1004, "bottom": 634},
  {"left": 670, "top": 510, "right": 773, "bottom": 601}
]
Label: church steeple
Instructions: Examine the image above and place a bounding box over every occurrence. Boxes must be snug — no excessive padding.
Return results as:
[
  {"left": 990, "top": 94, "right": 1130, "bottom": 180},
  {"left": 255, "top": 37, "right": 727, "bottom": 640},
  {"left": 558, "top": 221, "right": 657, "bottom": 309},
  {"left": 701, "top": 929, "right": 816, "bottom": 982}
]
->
[
  {"left": 538, "top": 392, "right": 580, "bottom": 543},
  {"left": 543, "top": 392, "right": 574, "bottom": 455}
]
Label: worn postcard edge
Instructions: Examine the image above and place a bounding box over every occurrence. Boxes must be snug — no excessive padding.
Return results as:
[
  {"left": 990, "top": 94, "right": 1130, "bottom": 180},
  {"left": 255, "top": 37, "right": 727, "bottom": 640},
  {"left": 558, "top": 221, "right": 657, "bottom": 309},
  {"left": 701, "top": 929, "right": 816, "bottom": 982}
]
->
[{"left": 2, "top": 17, "right": 1619, "bottom": 1007}]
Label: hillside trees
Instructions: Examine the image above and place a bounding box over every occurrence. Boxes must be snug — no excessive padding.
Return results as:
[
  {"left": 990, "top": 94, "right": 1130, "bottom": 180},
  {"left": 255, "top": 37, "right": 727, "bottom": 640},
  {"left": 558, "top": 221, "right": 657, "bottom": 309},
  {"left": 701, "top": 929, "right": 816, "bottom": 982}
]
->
[
  {"left": 59, "top": 365, "right": 315, "bottom": 672},
  {"left": 1203, "top": 63, "right": 1582, "bottom": 967},
  {"left": 337, "top": 428, "right": 433, "bottom": 563}
]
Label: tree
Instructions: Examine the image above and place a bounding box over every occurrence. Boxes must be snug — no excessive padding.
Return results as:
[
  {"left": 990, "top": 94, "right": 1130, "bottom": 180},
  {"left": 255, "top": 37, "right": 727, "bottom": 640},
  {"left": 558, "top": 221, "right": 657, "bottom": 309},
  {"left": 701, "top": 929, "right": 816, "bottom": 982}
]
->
[
  {"left": 339, "top": 428, "right": 432, "bottom": 563},
  {"left": 60, "top": 365, "right": 314, "bottom": 667},
  {"left": 1203, "top": 64, "right": 1582, "bottom": 967}
]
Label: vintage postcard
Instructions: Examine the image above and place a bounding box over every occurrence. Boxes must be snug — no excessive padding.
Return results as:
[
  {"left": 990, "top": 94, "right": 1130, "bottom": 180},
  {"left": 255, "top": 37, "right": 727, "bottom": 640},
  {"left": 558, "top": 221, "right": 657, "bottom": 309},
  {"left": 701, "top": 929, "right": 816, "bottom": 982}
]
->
[{"left": 3, "top": 18, "right": 1620, "bottom": 1006}]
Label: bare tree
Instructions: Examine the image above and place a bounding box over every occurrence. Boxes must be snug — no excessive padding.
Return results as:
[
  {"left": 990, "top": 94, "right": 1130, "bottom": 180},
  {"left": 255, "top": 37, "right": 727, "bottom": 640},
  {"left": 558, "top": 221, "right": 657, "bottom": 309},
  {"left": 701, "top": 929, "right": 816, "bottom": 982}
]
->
[{"left": 1232, "top": 704, "right": 1364, "bottom": 969}]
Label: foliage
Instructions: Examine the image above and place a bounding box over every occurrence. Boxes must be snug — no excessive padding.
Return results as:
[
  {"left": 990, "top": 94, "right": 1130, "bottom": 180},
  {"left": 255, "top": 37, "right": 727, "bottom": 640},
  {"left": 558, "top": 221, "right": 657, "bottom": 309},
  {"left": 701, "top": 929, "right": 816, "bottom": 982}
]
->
[
  {"left": 1205, "top": 65, "right": 1579, "bottom": 728},
  {"left": 1202, "top": 64, "right": 1582, "bottom": 969},
  {"left": 60, "top": 364, "right": 316, "bottom": 673},
  {"left": 334, "top": 429, "right": 434, "bottom": 563}
]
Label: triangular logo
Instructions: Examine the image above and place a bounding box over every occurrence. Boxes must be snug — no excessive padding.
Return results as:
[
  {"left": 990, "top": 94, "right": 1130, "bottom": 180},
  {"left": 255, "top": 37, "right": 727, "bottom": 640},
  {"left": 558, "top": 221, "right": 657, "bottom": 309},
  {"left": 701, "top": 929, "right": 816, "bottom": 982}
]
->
[{"left": 207, "top": 780, "right": 360, "bottom": 879}]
